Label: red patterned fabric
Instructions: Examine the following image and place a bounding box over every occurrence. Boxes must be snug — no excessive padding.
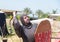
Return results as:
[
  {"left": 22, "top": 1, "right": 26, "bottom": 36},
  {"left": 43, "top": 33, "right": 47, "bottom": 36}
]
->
[{"left": 35, "top": 30, "right": 51, "bottom": 42}]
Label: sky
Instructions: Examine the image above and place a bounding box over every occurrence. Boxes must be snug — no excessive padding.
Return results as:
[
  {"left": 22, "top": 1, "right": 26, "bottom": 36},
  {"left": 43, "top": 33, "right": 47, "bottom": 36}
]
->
[{"left": 0, "top": 0, "right": 60, "bottom": 13}]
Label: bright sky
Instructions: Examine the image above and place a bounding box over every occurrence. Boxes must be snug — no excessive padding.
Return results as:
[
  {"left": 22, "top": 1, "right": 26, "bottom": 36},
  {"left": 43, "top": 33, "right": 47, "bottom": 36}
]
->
[{"left": 0, "top": 0, "right": 60, "bottom": 13}]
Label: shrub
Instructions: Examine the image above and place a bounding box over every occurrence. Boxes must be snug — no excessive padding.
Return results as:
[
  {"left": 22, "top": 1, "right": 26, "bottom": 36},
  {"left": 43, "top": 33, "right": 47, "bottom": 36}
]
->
[{"left": 56, "top": 16, "right": 60, "bottom": 21}]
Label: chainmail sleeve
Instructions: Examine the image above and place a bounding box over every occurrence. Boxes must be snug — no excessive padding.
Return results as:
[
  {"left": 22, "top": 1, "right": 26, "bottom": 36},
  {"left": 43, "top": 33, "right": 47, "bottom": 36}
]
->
[{"left": 13, "top": 17, "right": 23, "bottom": 37}]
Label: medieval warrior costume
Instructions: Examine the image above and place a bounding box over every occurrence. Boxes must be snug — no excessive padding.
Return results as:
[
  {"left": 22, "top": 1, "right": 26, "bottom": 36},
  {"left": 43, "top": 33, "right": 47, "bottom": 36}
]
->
[
  {"left": 13, "top": 15, "right": 37, "bottom": 42},
  {"left": 0, "top": 11, "right": 9, "bottom": 37}
]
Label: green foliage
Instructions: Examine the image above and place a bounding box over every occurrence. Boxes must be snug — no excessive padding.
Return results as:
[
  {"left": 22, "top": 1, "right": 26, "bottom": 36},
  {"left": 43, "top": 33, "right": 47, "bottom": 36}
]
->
[
  {"left": 5, "top": 14, "right": 13, "bottom": 19},
  {"left": 23, "top": 8, "right": 32, "bottom": 15},
  {"left": 52, "top": 9, "right": 57, "bottom": 14},
  {"left": 56, "top": 16, "right": 60, "bottom": 21},
  {"left": 36, "top": 14, "right": 48, "bottom": 19},
  {"left": 35, "top": 10, "right": 44, "bottom": 18},
  {"left": 42, "top": 14, "right": 48, "bottom": 18},
  {"left": 5, "top": 14, "right": 10, "bottom": 18},
  {"left": 16, "top": 14, "right": 20, "bottom": 20}
]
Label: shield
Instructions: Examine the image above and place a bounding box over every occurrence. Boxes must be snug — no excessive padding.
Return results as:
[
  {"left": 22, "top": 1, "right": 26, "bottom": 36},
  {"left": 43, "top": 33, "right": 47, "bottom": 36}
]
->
[{"left": 35, "top": 20, "right": 51, "bottom": 42}]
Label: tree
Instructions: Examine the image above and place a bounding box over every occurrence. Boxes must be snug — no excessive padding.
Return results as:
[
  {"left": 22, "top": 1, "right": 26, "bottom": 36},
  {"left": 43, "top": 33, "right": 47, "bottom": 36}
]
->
[
  {"left": 35, "top": 10, "right": 44, "bottom": 18},
  {"left": 52, "top": 9, "right": 57, "bottom": 14},
  {"left": 23, "top": 8, "right": 32, "bottom": 15},
  {"left": 42, "top": 14, "right": 48, "bottom": 18}
]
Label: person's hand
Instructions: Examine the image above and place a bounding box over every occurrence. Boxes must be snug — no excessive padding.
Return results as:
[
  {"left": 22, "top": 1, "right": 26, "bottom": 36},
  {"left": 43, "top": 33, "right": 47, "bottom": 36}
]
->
[
  {"left": 13, "top": 12, "right": 18, "bottom": 24},
  {"left": 13, "top": 12, "right": 17, "bottom": 20},
  {"left": 13, "top": 12, "right": 16, "bottom": 17}
]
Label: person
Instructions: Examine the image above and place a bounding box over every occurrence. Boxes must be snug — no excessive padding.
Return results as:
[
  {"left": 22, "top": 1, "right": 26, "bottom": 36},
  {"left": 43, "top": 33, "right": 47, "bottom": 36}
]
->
[
  {"left": 0, "top": 11, "right": 9, "bottom": 37},
  {"left": 13, "top": 14, "right": 37, "bottom": 42}
]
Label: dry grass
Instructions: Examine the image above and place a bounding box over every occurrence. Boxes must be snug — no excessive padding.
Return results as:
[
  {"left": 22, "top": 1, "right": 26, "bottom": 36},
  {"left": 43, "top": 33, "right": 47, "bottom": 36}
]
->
[{"left": 0, "top": 35, "right": 23, "bottom": 42}]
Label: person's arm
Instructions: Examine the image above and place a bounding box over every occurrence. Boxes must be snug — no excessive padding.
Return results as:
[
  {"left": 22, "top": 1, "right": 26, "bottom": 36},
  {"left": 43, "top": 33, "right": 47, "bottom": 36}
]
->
[{"left": 13, "top": 16, "right": 22, "bottom": 37}]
